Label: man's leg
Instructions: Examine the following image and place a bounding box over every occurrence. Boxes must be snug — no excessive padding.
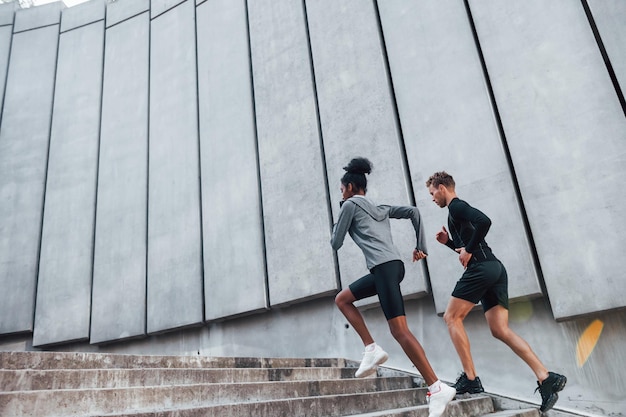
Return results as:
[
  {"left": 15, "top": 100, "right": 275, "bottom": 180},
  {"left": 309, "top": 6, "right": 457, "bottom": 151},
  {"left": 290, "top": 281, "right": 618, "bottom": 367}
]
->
[
  {"left": 484, "top": 305, "right": 548, "bottom": 381},
  {"left": 443, "top": 296, "right": 477, "bottom": 379},
  {"left": 485, "top": 305, "right": 566, "bottom": 411}
]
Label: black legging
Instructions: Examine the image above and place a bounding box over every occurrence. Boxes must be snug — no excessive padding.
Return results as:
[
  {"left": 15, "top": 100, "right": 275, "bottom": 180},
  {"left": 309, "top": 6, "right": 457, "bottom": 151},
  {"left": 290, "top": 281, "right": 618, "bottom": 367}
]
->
[{"left": 348, "top": 260, "right": 405, "bottom": 320}]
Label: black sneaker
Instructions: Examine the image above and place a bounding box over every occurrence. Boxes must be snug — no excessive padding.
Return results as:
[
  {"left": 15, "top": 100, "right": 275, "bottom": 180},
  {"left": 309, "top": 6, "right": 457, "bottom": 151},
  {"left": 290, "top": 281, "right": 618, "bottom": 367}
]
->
[
  {"left": 535, "top": 371, "right": 567, "bottom": 412},
  {"left": 452, "top": 372, "right": 485, "bottom": 395}
]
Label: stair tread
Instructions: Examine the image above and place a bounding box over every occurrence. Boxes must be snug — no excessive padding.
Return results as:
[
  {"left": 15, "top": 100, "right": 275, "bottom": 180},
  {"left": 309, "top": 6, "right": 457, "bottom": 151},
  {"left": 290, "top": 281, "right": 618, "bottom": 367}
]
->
[
  {"left": 332, "top": 396, "right": 494, "bottom": 417},
  {"left": 0, "top": 366, "right": 362, "bottom": 391}
]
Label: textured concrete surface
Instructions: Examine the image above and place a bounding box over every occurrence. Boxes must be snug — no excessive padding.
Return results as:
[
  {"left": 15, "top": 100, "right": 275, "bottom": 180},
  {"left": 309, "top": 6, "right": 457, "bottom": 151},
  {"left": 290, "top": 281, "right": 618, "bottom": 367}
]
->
[
  {"left": 34, "top": 19, "right": 104, "bottom": 347},
  {"left": 91, "top": 9, "right": 149, "bottom": 344},
  {"left": 0, "top": 3, "right": 16, "bottom": 26},
  {"left": 0, "top": 25, "right": 12, "bottom": 142},
  {"left": 147, "top": 0, "right": 204, "bottom": 333},
  {"left": 469, "top": 0, "right": 626, "bottom": 319},
  {"left": 587, "top": 0, "right": 626, "bottom": 99},
  {"left": 196, "top": 0, "right": 268, "bottom": 321},
  {"left": 0, "top": 0, "right": 624, "bottom": 414},
  {"left": 248, "top": 0, "right": 338, "bottom": 306},
  {"left": 0, "top": 25, "right": 59, "bottom": 335},
  {"left": 378, "top": 0, "right": 542, "bottom": 314},
  {"left": 106, "top": 0, "right": 149, "bottom": 26},
  {"left": 60, "top": 0, "right": 104, "bottom": 32},
  {"left": 13, "top": 1, "right": 62, "bottom": 33},
  {"left": 151, "top": 0, "right": 186, "bottom": 19},
  {"left": 306, "top": 0, "right": 429, "bottom": 307}
]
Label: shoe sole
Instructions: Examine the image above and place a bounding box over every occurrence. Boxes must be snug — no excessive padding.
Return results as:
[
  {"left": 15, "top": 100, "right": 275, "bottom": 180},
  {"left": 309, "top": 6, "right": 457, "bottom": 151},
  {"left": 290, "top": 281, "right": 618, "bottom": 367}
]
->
[
  {"left": 553, "top": 375, "right": 567, "bottom": 393},
  {"left": 455, "top": 388, "right": 485, "bottom": 395},
  {"left": 540, "top": 393, "right": 558, "bottom": 412},
  {"left": 540, "top": 375, "right": 567, "bottom": 412}
]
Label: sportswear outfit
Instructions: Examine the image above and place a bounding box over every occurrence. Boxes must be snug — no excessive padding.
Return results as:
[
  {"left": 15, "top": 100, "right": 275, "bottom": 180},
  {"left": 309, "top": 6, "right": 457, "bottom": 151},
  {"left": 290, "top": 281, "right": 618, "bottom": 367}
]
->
[
  {"left": 444, "top": 197, "right": 508, "bottom": 312},
  {"left": 331, "top": 195, "right": 456, "bottom": 417},
  {"left": 443, "top": 197, "right": 566, "bottom": 411},
  {"left": 331, "top": 195, "right": 427, "bottom": 320}
]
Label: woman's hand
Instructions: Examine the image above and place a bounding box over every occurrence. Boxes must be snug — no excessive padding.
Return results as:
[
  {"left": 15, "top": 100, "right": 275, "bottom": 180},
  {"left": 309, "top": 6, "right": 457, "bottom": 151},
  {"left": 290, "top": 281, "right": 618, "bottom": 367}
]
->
[{"left": 412, "top": 249, "right": 427, "bottom": 262}]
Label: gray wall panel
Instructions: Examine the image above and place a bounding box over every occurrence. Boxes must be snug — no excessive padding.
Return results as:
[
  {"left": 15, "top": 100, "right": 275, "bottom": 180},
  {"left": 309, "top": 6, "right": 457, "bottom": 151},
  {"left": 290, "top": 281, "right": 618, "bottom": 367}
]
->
[
  {"left": 151, "top": 0, "right": 185, "bottom": 18},
  {"left": 34, "top": 21, "right": 104, "bottom": 347},
  {"left": 60, "top": 0, "right": 104, "bottom": 32},
  {"left": 0, "top": 3, "right": 16, "bottom": 26},
  {"left": 148, "top": 0, "right": 204, "bottom": 333},
  {"left": 469, "top": 0, "right": 626, "bottom": 319},
  {"left": 587, "top": 0, "right": 626, "bottom": 99},
  {"left": 13, "top": 2, "right": 62, "bottom": 33},
  {"left": 0, "top": 25, "right": 59, "bottom": 335},
  {"left": 0, "top": 25, "right": 12, "bottom": 123},
  {"left": 196, "top": 0, "right": 267, "bottom": 321},
  {"left": 248, "top": 0, "right": 337, "bottom": 306},
  {"left": 106, "top": 0, "right": 149, "bottom": 27},
  {"left": 378, "top": 0, "right": 541, "bottom": 314},
  {"left": 91, "top": 12, "right": 149, "bottom": 344},
  {"left": 305, "top": 0, "right": 428, "bottom": 308}
]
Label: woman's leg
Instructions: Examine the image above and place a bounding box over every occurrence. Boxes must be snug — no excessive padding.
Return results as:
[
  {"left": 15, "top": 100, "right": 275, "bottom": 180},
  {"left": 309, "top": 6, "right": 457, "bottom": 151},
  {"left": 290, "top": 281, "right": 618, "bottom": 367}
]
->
[
  {"left": 388, "top": 315, "right": 438, "bottom": 386},
  {"left": 335, "top": 288, "right": 374, "bottom": 346}
]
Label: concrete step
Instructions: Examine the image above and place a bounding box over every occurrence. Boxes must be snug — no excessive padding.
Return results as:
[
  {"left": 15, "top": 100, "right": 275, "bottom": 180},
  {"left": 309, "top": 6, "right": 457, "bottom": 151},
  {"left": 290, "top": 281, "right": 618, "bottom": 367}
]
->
[
  {"left": 480, "top": 410, "right": 540, "bottom": 417},
  {"left": 0, "top": 351, "right": 518, "bottom": 417},
  {"left": 341, "top": 398, "right": 541, "bottom": 417},
  {"left": 0, "top": 366, "right": 359, "bottom": 391},
  {"left": 0, "top": 351, "right": 344, "bottom": 370},
  {"left": 330, "top": 397, "right": 495, "bottom": 417},
  {"left": 0, "top": 376, "right": 417, "bottom": 417},
  {"left": 90, "top": 390, "right": 490, "bottom": 417}
]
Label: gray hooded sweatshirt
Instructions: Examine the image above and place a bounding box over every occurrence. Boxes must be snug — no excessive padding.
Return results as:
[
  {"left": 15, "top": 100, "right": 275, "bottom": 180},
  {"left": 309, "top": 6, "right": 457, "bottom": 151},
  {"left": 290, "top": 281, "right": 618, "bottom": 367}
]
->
[{"left": 330, "top": 195, "right": 427, "bottom": 270}]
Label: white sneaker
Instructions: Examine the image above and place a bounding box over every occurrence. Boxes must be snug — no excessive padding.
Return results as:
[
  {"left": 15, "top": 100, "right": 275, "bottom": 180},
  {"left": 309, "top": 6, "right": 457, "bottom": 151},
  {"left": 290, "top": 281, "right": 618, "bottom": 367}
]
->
[
  {"left": 354, "top": 344, "right": 388, "bottom": 378},
  {"left": 428, "top": 383, "right": 456, "bottom": 417}
]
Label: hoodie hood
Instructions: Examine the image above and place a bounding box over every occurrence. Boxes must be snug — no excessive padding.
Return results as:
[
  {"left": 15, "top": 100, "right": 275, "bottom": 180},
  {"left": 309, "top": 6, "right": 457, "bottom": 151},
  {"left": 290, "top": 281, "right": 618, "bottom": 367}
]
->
[{"left": 348, "top": 196, "right": 389, "bottom": 221}]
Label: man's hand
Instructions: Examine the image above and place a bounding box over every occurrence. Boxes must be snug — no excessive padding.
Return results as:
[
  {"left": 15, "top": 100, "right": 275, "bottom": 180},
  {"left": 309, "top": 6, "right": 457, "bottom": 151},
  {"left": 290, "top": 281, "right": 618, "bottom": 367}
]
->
[
  {"left": 455, "top": 247, "right": 472, "bottom": 268},
  {"left": 435, "top": 226, "right": 449, "bottom": 244},
  {"left": 412, "top": 249, "right": 427, "bottom": 262}
]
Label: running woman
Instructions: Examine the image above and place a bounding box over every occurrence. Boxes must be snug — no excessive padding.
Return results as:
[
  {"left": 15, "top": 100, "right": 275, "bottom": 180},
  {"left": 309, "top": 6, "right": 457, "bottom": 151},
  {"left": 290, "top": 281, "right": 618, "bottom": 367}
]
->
[
  {"left": 426, "top": 171, "right": 566, "bottom": 412},
  {"left": 331, "top": 158, "right": 455, "bottom": 417}
]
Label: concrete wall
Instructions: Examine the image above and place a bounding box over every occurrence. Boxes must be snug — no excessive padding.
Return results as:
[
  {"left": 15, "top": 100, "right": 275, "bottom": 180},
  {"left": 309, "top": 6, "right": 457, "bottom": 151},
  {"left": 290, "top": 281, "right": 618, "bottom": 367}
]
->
[{"left": 0, "top": 0, "right": 624, "bottom": 415}]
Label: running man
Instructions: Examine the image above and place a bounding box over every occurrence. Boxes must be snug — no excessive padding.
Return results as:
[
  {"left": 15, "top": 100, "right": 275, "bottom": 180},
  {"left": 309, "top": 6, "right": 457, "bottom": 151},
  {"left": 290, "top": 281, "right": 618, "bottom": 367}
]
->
[
  {"left": 331, "top": 158, "right": 455, "bottom": 417},
  {"left": 426, "top": 171, "right": 566, "bottom": 412}
]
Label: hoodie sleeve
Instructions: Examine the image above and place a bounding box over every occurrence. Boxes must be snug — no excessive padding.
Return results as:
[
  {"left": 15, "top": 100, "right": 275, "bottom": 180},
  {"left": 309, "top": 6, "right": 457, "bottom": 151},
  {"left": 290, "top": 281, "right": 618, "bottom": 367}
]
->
[
  {"left": 330, "top": 200, "right": 356, "bottom": 250},
  {"left": 388, "top": 205, "right": 427, "bottom": 254}
]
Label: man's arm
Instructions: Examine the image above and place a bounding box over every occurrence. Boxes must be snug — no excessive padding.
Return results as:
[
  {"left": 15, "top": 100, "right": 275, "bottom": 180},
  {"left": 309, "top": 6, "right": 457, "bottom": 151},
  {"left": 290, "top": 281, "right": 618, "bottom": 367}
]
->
[
  {"left": 449, "top": 199, "right": 491, "bottom": 254},
  {"left": 330, "top": 201, "right": 356, "bottom": 250},
  {"left": 436, "top": 225, "right": 457, "bottom": 251}
]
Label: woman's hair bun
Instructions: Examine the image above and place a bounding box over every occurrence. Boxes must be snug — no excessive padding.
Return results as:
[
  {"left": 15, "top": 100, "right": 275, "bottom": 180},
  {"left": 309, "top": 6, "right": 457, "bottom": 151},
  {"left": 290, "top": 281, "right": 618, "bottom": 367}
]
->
[{"left": 343, "top": 157, "right": 372, "bottom": 175}]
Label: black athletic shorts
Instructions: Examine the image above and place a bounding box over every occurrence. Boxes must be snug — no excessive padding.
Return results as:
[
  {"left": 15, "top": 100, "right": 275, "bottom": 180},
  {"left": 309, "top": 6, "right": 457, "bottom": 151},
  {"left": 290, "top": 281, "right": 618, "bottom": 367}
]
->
[
  {"left": 452, "top": 260, "right": 509, "bottom": 312},
  {"left": 349, "top": 260, "right": 405, "bottom": 320}
]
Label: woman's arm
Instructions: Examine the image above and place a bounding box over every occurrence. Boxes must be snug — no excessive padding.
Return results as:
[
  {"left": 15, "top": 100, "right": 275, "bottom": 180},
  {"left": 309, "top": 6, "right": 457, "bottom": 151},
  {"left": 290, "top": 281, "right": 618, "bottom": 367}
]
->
[
  {"left": 388, "top": 205, "right": 427, "bottom": 255},
  {"left": 330, "top": 201, "right": 356, "bottom": 250}
]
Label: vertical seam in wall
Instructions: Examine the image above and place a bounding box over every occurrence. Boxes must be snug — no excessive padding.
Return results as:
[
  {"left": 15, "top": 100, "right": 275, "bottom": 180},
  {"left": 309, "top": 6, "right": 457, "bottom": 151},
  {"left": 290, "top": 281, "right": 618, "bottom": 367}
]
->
[
  {"left": 372, "top": 0, "right": 431, "bottom": 291},
  {"left": 0, "top": 12, "right": 15, "bottom": 128},
  {"left": 372, "top": 0, "right": 417, "bottom": 207},
  {"left": 301, "top": 0, "right": 341, "bottom": 291},
  {"left": 580, "top": 0, "right": 626, "bottom": 118},
  {"left": 462, "top": 0, "right": 550, "bottom": 303},
  {"left": 145, "top": 5, "right": 152, "bottom": 336},
  {"left": 88, "top": 15, "right": 107, "bottom": 343},
  {"left": 33, "top": 17, "right": 62, "bottom": 334},
  {"left": 245, "top": 0, "right": 271, "bottom": 309},
  {"left": 192, "top": 0, "right": 206, "bottom": 323}
]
